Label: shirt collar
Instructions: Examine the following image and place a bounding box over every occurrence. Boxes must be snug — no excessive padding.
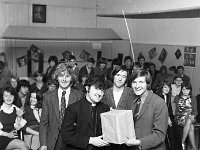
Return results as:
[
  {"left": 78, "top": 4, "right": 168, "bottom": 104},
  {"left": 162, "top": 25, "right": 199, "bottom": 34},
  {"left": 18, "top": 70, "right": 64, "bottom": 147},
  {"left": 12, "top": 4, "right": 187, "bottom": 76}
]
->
[
  {"left": 58, "top": 87, "right": 71, "bottom": 94},
  {"left": 0, "top": 103, "right": 15, "bottom": 112}
]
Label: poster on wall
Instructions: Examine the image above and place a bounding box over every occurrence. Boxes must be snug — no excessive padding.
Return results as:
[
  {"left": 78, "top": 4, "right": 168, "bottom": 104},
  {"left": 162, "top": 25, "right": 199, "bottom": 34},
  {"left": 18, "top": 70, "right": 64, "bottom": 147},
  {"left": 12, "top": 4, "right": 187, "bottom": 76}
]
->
[
  {"left": 28, "top": 44, "right": 43, "bottom": 62},
  {"left": 79, "top": 50, "right": 92, "bottom": 61},
  {"left": 158, "top": 48, "right": 167, "bottom": 64},
  {"left": 17, "top": 55, "right": 27, "bottom": 67},
  {"left": 175, "top": 49, "right": 182, "bottom": 59},
  {"left": 184, "top": 47, "right": 196, "bottom": 67},
  {"left": 148, "top": 47, "right": 157, "bottom": 60}
]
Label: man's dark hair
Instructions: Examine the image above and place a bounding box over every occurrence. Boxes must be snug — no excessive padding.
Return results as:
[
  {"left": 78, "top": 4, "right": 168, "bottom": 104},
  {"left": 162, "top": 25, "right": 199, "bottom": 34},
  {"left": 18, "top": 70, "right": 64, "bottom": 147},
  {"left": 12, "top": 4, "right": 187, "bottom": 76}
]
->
[
  {"left": 177, "top": 65, "right": 184, "bottom": 70},
  {"left": 84, "top": 75, "right": 107, "bottom": 91},
  {"left": 149, "top": 63, "right": 156, "bottom": 68},
  {"left": 130, "top": 69, "right": 152, "bottom": 90},
  {"left": 169, "top": 66, "right": 177, "bottom": 73},
  {"left": 87, "top": 58, "right": 95, "bottom": 64},
  {"left": 124, "top": 56, "right": 132, "bottom": 63},
  {"left": 137, "top": 55, "right": 145, "bottom": 61},
  {"left": 19, "top": 79, "right": 31, "bottom": 90},
  {"left": 112, "top": 58, "right": 121, "bottom": 66},
  {"left": 69, "top": 55, "right": 76, "bottom": 61}
]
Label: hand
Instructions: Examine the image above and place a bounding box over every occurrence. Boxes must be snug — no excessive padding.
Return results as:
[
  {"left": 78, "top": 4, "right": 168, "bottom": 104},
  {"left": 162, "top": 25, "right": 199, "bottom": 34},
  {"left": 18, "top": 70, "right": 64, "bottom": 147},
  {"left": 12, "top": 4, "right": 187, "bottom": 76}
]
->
[
  {"left": 125, "top": 138, "right": 141, "bottom": 146},
  {"left": 40, "top": 146, "right": 47, "bottom": 150},
  {"left": 191, "top": 115, "right": 196, "bottom": 123},
  {"left": 7, "top": 130, "right": 18, "bottom": 138},
  {"left": 168, "top": 117, "right": 172, "bottom": 127},
  {"left": 89, "top": 135, "right": 109, "bottom": 147},
  {"left": 16, "top": 108, "right": 25, "bottom": 117}
]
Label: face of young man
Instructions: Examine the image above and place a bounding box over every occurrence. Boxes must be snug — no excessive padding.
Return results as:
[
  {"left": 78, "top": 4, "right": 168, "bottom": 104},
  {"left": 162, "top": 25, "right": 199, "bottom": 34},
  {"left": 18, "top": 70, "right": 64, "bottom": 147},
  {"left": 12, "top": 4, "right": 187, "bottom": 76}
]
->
[
  {"left": 69, "top": 59, "right": 76, "bottom": 67},
  {"left": 20, "top": 86, "right": 29, "bottom": 95},
  {"left": 87, "top": 62, "right": 93, "bottom": 69},
  {"left": 57, "top": 71, "right": 72, "bottom": 90},
  {"left": 86, "top": 85, "right": 104, "bottom": 104},
  {"left": 131, "top": 76, "right": 148, "bottom": 97},
  {"left": 125, "top": 59, "right": 132, "bottom": 68},
  {"left": 113, "top": 70, "right": 127, "bottom": 88},
  {"left": 174, "top": 78, "right": 183, "bottom": 86},
  {"left": 163, "top": 85, "right": 170, "bottom": 94},
  {"left": 178, "top": 69, "right": 184, "bottom": 76}
]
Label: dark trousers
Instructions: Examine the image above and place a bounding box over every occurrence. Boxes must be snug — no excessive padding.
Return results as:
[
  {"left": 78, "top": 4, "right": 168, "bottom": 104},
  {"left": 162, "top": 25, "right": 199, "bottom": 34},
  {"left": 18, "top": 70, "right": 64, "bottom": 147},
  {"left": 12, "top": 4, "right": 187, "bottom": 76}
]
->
[
  {"left": 166, "top": 126, "right": 175, "bottom": 150},
  {"left": 173, "top": 123, "right": 183, "bottom": 150},
  {"left": 54, "top": 132, "right": 66, "bottom": 150}
]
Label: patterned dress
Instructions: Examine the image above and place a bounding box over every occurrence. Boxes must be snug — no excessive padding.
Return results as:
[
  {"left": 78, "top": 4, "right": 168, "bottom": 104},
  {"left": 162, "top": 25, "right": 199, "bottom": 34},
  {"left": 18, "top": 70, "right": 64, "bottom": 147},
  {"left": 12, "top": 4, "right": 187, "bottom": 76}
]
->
[{"left": 175, "top": 96, "right": 192, "bottom": 126}]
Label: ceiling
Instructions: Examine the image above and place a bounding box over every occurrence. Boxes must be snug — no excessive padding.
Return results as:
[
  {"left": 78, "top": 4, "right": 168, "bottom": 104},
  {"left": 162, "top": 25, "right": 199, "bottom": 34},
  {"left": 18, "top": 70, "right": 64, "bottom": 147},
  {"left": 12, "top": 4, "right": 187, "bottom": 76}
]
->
[{"left": 97, "top": 0, "right": 200, "bottom": 19}]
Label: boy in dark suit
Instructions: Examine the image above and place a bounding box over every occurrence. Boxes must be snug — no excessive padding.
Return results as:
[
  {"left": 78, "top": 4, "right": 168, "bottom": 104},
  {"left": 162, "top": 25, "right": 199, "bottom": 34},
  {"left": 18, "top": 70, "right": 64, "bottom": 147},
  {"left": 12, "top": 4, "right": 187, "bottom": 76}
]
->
[{"left": 61, "top": 76, "right": 110, "bottom": 150}]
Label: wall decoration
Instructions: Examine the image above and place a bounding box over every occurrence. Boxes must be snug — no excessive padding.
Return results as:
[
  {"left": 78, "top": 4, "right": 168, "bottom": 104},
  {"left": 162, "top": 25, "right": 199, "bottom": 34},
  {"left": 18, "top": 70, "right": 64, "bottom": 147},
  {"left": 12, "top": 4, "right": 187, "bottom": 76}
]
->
[
  {"left": 184, "top": 47, "right": 196, "bottom": 67},
  {"left": 148, "top": 47, "right": 157, "bottom": 60},
  {"left": 28, "top": 44, "right": 43, "bottom": 62},
  {"left": 17, "top": 55, "right": 27, "bottom": 67},
  {"left": 79, "top": 50, "right": 92, "bottom": 61},
  {"left": 32, "top": 4, "right": 46, "bottom": 23},
  {"left": 175, "top": 49, "right": 182, "bottom": 59},
  {"left": 158, "top": 48, "right": 167, "bottom": 64}
]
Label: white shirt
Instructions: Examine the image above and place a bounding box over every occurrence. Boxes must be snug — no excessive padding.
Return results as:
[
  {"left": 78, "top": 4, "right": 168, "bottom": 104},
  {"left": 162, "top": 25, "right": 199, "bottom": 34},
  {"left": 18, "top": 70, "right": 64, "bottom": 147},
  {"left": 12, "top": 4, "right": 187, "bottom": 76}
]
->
[
  {"left": 58, "top": 87, "right": 71, "bottom": 110},
  {"left": 113, "top": 89, "right": 123, "bottom": 107}
]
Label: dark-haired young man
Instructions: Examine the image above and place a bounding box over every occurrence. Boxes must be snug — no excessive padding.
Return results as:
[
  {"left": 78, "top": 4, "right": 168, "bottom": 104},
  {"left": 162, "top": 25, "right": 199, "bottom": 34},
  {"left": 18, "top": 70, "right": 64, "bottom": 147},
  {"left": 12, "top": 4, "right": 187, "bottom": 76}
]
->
[
  {"left": 126, "top": 69, "right": 168, "bottom": 150},
  {"left": 123, "top": 56, "right": 133, "bottom": 76},
  {"left": 176, "top": 65, "right": 190, "bottom": 83},
  {"left": 78, "top": 58, "right": 95, "bottom": 82},
  {"left": 61, "top": 76, "right": 110, "bottom": 150}
]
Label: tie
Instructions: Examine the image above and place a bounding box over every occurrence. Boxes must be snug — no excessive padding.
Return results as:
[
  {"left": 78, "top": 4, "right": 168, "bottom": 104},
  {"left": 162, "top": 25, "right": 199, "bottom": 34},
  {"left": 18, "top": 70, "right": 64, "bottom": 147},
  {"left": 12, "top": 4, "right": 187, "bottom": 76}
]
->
[
  {"left": 90, "top": 105, "right": 97, "bottom": 135},
  {"left": 59, "top": 91, "right": 66, "bottom": 127},
  {"left": 133, "top": 98, "right": 141, "bottom": 123}
]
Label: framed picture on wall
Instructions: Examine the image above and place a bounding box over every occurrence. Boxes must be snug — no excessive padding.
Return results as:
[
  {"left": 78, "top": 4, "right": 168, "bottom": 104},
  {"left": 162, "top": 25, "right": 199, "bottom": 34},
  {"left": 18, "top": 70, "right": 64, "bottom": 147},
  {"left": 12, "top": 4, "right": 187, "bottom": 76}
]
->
[{"left": 32, "top": 4, "right": 46, "bottom": 23}]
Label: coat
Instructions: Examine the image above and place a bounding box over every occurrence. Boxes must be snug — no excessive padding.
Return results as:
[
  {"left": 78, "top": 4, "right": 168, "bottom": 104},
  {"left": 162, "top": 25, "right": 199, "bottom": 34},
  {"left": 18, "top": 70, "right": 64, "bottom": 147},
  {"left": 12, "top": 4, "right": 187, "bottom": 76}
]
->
[
  {"left": 61, "top": 98, "right": 110, "bottom": 150},
  {"left": 127, "top": 91, "right": 168, "bottom": 150},
  {"left": 39, "top": 88, "right": 84, "bottom": 150}
]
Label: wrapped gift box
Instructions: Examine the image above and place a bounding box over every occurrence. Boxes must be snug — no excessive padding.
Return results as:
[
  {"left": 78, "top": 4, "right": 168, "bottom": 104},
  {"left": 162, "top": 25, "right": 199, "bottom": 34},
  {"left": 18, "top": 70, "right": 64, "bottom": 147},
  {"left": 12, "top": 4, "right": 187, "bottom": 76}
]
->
[{"left": 101, "top": 110, "right": 135, "bottom": 144}]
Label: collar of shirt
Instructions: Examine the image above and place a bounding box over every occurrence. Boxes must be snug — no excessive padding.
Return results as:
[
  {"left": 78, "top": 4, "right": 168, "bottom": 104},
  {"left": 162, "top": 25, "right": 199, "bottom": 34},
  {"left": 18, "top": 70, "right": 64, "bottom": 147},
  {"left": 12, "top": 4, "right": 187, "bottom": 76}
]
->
[
  {"left": 0, "top": 103, "right": 16, "bottom": 114},
  {"left": 58, "top": 87, "right": 71, "bottom": 110}
]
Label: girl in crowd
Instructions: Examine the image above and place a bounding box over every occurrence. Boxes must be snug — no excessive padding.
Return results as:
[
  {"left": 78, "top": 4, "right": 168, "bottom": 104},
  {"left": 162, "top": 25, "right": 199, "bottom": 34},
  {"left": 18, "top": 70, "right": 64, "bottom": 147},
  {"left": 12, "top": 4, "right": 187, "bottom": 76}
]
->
[
  {"left": 30, "top": 71, "right": 48, "bottom": 95},
  {"left": 6, "top": 75, "right": 20, "bottom": 91},
  {"left": 174, "top": 82, "right": 197, "bottom": 150},
  {"left": 23, "top": 90, "right": 42, "bottom": 149},
  {"left": 0, "top": 86, "right": 30, "bottom": 150},
  {"left": 156, "top": 80, "right": 174, "bottom": 150}
]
